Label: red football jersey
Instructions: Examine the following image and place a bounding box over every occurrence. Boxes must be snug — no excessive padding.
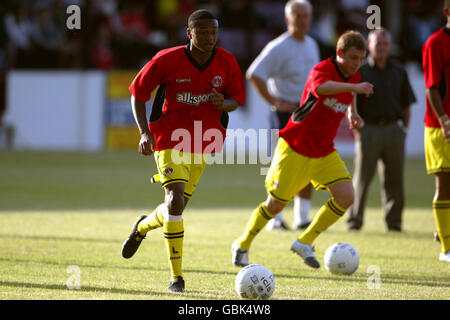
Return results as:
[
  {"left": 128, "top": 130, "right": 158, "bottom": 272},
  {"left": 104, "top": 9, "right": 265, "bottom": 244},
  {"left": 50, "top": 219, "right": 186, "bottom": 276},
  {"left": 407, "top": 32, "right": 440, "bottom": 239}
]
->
[
  {"left": 422, "top": 28, "right": 450, "bottom": 128},
  {"left": 129, "top": 45, "right": 245, "bottom": 153},
  {"left": 278, "top": 58, "right": 360, "bottom": 158}
]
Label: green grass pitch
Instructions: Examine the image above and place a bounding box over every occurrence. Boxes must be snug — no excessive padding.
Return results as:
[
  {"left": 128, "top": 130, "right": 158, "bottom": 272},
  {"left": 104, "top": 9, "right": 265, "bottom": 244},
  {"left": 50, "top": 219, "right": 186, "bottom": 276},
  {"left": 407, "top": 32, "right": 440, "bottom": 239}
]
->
[{"left": 0, "top": 151, "right": 449, "bottom": 300}]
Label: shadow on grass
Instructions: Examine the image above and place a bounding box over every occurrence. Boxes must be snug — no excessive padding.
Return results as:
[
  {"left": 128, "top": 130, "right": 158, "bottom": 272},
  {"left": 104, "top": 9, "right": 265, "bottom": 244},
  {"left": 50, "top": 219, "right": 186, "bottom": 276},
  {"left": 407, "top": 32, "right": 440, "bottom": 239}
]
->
[
  {"left": 0, "top": 256, "right": 239, "bottom": 277},
  {"left": 0, "top": 279, "right": 212, "bottom": 299},
  {"left": 311, "top": 228, "right": 436, "bottom": 240},
  {"left": 0, "top": 226, "right": 436, "bottom": 247},
  {"left": 275, "top": 269, "right": 450, "bottom": 288},
  {"left": 0, "top": 279, "right": 160, "bottom": 296},
  {"left": 2, "top": 254, "right": 448, "bottom": 293}
]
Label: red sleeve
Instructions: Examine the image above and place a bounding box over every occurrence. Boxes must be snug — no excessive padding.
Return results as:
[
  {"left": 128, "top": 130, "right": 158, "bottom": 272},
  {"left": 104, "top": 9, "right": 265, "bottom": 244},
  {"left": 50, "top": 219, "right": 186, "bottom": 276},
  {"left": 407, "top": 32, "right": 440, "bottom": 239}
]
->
[
  {"left": 129, "top": 56, "right": 164, "bottom": 102},
  {"left": 422, "top": 36, "right": 442, "bottom": 89},
  {"left": 223, "top": 55, "right": 246, "bottom": 106},
  {"left": 310, "top": 63, "right": 332, "bottom": 96}
]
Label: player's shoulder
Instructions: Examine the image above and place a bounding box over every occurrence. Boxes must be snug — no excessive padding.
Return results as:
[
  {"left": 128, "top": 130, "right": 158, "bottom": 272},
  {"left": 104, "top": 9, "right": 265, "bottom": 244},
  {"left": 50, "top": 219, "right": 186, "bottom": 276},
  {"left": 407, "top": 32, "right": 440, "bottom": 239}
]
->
[
  {"left": 215, "top": 46, "right": 239, "bottom": 62},
  {"left": 152, "top": 45, "right": 186, "bottom": 61},
  {"left": 313, "top": 57, "right": 333, "bottom": 71},
  {"left": 424, "top": 28, "right": 447, "bottom": 47},
  {"left": 308, "top": 58, "right": 334, "bottom": 80}
]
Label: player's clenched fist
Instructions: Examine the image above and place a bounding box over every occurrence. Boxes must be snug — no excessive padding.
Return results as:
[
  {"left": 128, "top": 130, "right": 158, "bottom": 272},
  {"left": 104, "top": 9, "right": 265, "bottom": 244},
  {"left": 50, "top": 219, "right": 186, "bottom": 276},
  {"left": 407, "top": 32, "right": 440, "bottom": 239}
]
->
[
  {"left": 347, "top": 111, "right": 364, "bottom": 130},
  {"left": 354, "top": 82, "right": 374, "bottom": 97},
  {"left": 139, "top": 132, "right": 156, "bottom": 156},
  {"left": 439, "top": 114, "right": 450, "bottom": 142},
  {"left": 210, "top": 88, "right": 225, "bottom": 109}
]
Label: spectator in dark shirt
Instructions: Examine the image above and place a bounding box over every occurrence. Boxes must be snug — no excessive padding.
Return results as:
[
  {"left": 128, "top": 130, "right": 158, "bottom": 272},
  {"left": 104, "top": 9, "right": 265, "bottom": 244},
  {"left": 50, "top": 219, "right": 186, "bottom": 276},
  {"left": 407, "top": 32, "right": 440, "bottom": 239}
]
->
[{"left": 347, "top": 28, "right": 416, "bottom": 232}]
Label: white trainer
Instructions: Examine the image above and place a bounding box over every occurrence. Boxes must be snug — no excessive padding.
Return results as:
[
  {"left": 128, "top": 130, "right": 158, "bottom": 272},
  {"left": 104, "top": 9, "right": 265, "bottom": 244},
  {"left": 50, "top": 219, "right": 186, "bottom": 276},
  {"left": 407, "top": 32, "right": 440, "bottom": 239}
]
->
[
  {"left": 439, "top": 251, "right": 450, "bottom": 262},
  {"left": 266, "top": 219, "right": 289, "bottom": 231},
  {"left": 232, "top": 241, "right": 249, "bottom": 267},
  {"left": 290, "top": 239, "right": 320, "bottom": 269}
]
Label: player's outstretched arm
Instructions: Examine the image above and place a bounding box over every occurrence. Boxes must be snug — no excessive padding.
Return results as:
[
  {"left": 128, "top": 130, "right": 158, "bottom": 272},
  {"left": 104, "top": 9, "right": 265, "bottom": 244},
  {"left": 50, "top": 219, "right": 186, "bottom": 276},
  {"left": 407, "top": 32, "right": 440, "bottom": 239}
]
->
[{"left": 316, "top": 81, "right": 374, "bottom": 96}]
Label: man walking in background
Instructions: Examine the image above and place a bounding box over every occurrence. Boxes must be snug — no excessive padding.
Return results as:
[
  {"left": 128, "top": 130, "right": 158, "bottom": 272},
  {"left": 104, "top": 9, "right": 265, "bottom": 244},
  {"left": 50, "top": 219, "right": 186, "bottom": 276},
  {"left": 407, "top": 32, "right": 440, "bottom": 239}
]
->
[
  {"left": 347, "top": 28, "right": 416, "bottom": 232},
  {"left": 246, "top": 0, "right": 319, "bottom": 230}
]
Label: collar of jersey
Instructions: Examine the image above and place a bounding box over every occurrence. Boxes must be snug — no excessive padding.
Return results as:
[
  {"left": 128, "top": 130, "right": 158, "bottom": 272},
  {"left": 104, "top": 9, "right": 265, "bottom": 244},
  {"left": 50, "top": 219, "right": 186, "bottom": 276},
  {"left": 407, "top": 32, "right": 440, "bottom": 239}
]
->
[
  {"left": 184, "top": 44, "right": 217, "bottom": 72},
  {"left": 331, "top": 57, "right": 350, "bottom": 82}
]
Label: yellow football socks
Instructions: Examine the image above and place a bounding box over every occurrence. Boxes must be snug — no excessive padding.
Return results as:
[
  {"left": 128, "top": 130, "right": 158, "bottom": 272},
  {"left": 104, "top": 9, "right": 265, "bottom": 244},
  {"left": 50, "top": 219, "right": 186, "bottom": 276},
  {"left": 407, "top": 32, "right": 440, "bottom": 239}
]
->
[
  {"left": 137, "top": 204, "right": 165, "bottom": 236},
  {"left": 298, "top": 198, "right": 345, "bottom": 245},
  {"left": 237, "top": 202, "right": 276, "bottom": 251},
  {"left": 164, "top": 219, "right": 184, "bottom": 279},
  {"left": 137, "top": 204, "right": 184, "bottom": 279},
  {"left": 433, "top": 200, "right": 450, "bottom": 253}
]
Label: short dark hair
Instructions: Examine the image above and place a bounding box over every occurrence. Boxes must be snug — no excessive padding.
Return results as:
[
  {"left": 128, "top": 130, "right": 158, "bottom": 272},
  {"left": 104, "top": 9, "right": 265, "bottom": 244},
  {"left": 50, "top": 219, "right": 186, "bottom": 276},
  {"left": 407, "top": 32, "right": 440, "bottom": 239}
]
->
[{"left": 188, "top": 9, "right": 217, "bottom": 28}]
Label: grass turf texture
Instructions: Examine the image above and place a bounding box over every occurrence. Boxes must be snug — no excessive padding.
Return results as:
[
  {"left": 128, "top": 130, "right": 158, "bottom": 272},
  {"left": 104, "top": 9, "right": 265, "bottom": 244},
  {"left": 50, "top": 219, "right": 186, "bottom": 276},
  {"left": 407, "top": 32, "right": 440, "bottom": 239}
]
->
[{"left": 0, "top": 151, "right": 449, "bottom": 300}]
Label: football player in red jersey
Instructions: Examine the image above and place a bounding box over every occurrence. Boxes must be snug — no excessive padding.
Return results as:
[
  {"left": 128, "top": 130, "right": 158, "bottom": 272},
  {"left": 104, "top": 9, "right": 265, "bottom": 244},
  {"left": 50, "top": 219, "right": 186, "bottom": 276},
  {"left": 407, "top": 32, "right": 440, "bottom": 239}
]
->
[
  {"left": 422, "top": 0, "right": 450, "bottom": 262},
  {"left": 233, "top": 31, "right": 374, "bottom": 269},
  {"left": 122, "top": 9, "right": 246, "bottom": 292}
]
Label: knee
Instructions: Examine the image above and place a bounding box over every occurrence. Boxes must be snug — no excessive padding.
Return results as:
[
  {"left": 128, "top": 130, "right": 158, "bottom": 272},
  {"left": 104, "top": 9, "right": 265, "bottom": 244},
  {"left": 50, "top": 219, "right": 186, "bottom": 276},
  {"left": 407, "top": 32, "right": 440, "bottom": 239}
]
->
[
  {"left": 334, "top": 190, "right": 354, "bottom": 209},
  {"left": 265, "top": 195, "right": 287, "bottom": 215},
  {"left": 330, "top": 181, "right": 355, "bottom": 209},
  {"left": 435, "top": 174, "right": 450, "bottom": 200},
  {"left": 165, "top": 188, "right": 185, "bottom": 215}
]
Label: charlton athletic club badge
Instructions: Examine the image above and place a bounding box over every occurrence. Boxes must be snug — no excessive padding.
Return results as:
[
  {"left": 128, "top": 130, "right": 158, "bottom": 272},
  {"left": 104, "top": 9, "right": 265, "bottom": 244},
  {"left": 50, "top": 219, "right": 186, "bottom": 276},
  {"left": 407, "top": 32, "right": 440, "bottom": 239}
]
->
[
  {"left": 212, "top": 75, "right": 223, "bottom": 88},
  {"left": 165, "top": 167, "right": 173, "bottom": 175}
]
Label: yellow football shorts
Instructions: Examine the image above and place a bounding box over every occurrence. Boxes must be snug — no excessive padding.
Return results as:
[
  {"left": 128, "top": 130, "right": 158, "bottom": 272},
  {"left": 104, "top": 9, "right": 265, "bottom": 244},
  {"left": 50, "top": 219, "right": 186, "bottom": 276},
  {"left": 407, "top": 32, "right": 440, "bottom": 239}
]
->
[
  {"left": 265, "top": 138, "right": 352, "bottom": 203},
  {"left": 425, "top": 127, "right": 450, "bottom": 174},
  {"left": 152, "top": 149, "right": 208, "bottom": 198}
]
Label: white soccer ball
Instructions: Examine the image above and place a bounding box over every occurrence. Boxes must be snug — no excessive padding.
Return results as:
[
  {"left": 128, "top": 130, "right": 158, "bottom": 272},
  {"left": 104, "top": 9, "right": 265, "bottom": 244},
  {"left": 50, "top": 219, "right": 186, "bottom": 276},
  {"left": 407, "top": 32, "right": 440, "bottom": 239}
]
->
[
  {"left": 235, "top": 264, "right": 275, "bottom": 299},
  {"left": 324, "top": 242, "right": 359, "bottom": 275}
]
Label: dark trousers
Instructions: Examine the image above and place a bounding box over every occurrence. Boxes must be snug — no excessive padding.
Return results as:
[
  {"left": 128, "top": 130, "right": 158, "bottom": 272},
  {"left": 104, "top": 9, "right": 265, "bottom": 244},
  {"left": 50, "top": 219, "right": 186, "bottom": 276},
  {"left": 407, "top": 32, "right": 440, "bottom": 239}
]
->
[{"left": 347, "top": 122, "right": 406, "bottom": 230}]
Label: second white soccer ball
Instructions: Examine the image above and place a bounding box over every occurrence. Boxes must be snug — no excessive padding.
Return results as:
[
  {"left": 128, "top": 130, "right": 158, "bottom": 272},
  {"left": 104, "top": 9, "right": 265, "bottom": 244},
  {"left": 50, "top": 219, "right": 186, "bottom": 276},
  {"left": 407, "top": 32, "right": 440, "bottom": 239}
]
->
[
  {"left": 235, "top": 264, "right": 275, "bottom": 299},
  {"left": 324, "top": 242, "right": 359, "bottom": 275}
]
